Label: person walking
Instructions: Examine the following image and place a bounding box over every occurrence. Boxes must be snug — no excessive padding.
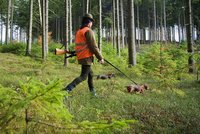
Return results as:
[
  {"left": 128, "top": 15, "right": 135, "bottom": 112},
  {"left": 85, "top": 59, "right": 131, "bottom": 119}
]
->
[{"left": 63, "top": 13, "right": 104, "bottom": 96}]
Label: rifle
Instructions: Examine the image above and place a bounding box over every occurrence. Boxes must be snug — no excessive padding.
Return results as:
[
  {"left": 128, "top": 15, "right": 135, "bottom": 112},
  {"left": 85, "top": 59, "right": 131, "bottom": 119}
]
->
[{"left": 55, "top": 48, "right": 76, "bottom": 59}]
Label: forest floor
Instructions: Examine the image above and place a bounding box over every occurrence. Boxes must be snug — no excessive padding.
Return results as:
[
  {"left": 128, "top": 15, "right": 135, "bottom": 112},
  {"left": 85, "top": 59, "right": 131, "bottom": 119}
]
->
[{"left": 0, "top": 44, "right": 200, "bottom": 133}]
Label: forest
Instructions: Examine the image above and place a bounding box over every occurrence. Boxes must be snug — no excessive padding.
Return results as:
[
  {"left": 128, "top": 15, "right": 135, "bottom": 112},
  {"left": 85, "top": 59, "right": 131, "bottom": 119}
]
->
[{"left": 0, "top": 0, "right": 200, "bottom": 133}]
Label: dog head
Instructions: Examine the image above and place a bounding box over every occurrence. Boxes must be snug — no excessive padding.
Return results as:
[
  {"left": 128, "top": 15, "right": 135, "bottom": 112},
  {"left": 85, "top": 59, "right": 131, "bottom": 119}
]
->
[
  {"left": 126, "top": 85, "right": 134, "bottom": 92},
  {"left": 107, "top": 73, "right": 115, "bottom": 78}
]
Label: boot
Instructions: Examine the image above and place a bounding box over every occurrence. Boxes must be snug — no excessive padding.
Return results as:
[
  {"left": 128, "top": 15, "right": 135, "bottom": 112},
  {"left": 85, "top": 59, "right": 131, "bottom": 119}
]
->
[
  {"left": 90, "top": 88, "right": 97, "bottom": 97},
  {"left": 63, "top": 83, "right": 75, "bottom": 92}
]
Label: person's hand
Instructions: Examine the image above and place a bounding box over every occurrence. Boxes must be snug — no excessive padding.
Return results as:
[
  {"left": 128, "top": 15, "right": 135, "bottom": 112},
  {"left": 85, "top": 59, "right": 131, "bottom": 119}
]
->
[{"left": 99, "top": 59, "right": 104, "bottom": 64}]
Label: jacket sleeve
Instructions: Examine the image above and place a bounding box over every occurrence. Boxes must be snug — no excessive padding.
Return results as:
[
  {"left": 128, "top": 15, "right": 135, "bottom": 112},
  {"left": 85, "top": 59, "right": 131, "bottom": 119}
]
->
[{"left": 85, "top": 29, "right": 103, "bottom": 60}]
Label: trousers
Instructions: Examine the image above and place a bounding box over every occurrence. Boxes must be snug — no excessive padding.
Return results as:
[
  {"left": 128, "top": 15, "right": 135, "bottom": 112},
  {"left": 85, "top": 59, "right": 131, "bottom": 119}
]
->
[{"left": 68, "top": 65, "right": 94, "bottom": 91}]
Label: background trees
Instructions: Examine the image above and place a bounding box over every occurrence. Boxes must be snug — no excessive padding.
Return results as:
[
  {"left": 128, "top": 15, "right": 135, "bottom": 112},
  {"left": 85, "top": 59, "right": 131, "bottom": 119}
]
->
[{"left": 0, "top": 0, "right": 199, "bottom": 67}]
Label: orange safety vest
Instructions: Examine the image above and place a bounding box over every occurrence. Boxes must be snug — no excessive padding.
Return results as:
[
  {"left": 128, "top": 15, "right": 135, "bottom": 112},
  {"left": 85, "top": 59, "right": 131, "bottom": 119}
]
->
[{"left": 75, "top": 27, "right": 93, "bottom": 60}]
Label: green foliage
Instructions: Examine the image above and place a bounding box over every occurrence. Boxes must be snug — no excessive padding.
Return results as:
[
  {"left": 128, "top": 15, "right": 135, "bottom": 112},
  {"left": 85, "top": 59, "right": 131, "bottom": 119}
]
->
[
  {"left": 0, "top": 79, "right": 73, "bottom": 133},
  {"left": 0, "top": 42, "right": 26, "bottom": 55},
  {"left": 137, "top": 43, "right": 189, "bottom": 88},
  {"left": 0, "top": 42, "right": 200, "bottom": 133},
  {"left": 0, "top": 78, "right": 135, "bottom": 133}
]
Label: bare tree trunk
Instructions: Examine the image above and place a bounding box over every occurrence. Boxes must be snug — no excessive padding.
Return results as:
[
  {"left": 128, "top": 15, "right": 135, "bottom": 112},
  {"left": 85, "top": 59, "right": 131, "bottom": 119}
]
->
[
  {"left": 160, "top": 0, "right": 163, "bottom": 42},
  {"left": 185, "top": 0, "right": 194, "bottom": 73},
  {"left": 136, "top": 4, "right": 140, "bottom": 49},
  {"left": 10, "top": 0, "right": 14, "bottom": 42},
  {"left": 38, "top": 0, "right": 42, "bottom": 26},
  {"left": 26, "top": 0, "right": 33, "bottom": 55},
  {"left": 148, "top": 8, "right": 151, "bottom": 44},
  {"left": 127, "top": 0, "right": 136, "bottom": 66},
  {"left": 160, "top": 0, "right": 164, "bottom": 74},
  {"left": 45, "top": 0, "right": 48, "bottom": 54},
  {"left": 98, "top": 0, "right": 102, "bottom": 52},
  {"left": 6, "top": 0, "right": 11, "bottom": 45},
  {"left": 64, "top": 0, "right": 69, "bottom": 66},
  {"left": 69, "top": 0, "right": 72, "bottom": 44},
  {"left": 116, "top": 0, "right": 120, "bottom": 56},
  {"left": 112, "top": 0, "right": 116, "bottom": 48},
  {"left": 153, "top": 0, "right": 157, "bottom": 42},
  {"left": 163, "top": 0, "right": 167, "bottom": 42},
  {"left": 120, "top": 0, "right": 125, "bottom": 48},
  {"left": 0, "top": 11, "right": 3, "bottom": 44},
  {"left": 86, "top": 0, "right": 89, "bottom": 13},
  {"left": 178, "top": 12, "right": 181, "bottom": 43},
  {"left": 42, "top": 0, "right": 46, "bottom": 59}
]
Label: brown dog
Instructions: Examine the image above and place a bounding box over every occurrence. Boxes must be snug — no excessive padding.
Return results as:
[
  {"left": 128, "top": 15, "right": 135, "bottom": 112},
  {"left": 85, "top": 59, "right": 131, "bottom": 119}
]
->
[
  {"left": 96, "top": 73, "right": 115, "bottom": 80},
  {"left": 126, "top": 84, "right": 148, "bottom": 94}
]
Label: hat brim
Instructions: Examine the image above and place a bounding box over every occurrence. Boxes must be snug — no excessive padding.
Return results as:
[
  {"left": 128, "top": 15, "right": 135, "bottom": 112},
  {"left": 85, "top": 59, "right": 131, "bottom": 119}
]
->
[{"left": 84, "top": 17, "right": 95, "bottom": 22}]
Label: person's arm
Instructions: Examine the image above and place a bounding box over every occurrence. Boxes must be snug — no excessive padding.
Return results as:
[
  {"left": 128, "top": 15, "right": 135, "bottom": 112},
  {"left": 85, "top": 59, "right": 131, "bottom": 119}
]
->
[{"left": 85, "top": 30, "right": 103, "bottom": 61}]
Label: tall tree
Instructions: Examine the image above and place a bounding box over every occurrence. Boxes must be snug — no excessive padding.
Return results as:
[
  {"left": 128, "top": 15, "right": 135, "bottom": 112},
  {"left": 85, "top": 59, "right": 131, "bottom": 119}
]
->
[
  {"left": 45, "top": 0, "right": 49, "bottom": 54},
  {"left": 86, "top": 0, "right": 90, "bottom": 13},
  {"left": 5, "top": 0, "right": 11, "bottom": 45},
  {"left": 26, "top": 0, "right": 33, "bottom": 55},
  {"left": 163, "top": 0, "right": 167, "bottom": 42},
  {"left": 112, "top": 0, "right": 116, "bottom": 48},
  {"left": 120, "top": 0, "right": 125, "bottom": 48},
  {"left": 64, "top": 0, "right": 69, "bottom": 66},
  {"left": 10, "top": 0, "right": 14, "bottom": 42},
  {"left": 153, "top": 0, "right": 157, "bottom": 41},
  {"left": 116, "top": 0, "right": 120, "bottom": 56},
  {"left": 38, "top": 0, "right": 42, "bottom": 26},
  {"left": 185, "top": 0, "right": 194, "bottom": 73},
  {"left": 42, "top": 0, "right": 49, "bottom": 60},
  {"left": 69, "top": 0, "right": 72, "bottom": 44},
  {"left": 135, "top": 0, "right": 141, "bottom": 48},
  {"left": 98, "top": 0, "right": 102, "bottom": 52},
  {"left": 0, "top": 8, "right": 3, "bottom": 44},
  {"left": 127, "top": 0, "right": 136, "bottom": 66}
]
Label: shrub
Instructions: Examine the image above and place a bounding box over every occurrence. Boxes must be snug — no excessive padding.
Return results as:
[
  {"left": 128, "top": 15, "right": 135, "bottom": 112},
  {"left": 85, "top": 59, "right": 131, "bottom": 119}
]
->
[
  {"left": 137, "top": 43, "right": 189, "bottom": 88},
  {"left": 0, "top": 43, "right": 26, "bottom": 55}
]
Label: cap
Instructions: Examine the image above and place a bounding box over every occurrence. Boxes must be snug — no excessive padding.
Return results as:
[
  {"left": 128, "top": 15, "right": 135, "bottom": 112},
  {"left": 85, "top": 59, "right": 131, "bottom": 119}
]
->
[{"left": 83, "top": 13, "right": 95, "bottom": 22}]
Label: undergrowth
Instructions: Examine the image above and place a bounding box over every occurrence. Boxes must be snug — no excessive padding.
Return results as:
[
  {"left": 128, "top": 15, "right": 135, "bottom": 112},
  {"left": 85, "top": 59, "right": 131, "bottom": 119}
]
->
[{"left": 0, "top": 42, "right": 200, "bottom": 133}]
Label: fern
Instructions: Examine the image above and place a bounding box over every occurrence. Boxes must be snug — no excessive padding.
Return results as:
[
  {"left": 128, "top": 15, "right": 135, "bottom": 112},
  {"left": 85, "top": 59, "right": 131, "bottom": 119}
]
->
[{"left": 0, "top": 79, "right": 135, "bottom": 133}]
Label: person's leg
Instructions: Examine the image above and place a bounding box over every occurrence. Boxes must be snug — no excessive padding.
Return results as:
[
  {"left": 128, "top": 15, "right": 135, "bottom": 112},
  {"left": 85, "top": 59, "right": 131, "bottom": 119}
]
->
[
  {"left": 88, "top": 67, "right": 97, "bottom": 96},
  {"left": 65, "top": 65, "right": 91, "bottom": 91},
  {"left": 88, "top": 67, "right": 94, "bottom": 91}
]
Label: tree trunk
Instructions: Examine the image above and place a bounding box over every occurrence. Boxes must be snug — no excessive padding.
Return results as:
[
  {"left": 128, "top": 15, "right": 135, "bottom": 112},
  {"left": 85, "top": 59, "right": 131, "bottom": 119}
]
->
[
  {"left": 160, "top": 0, "right": 163, "bottom": 42},
  {"left": 116, "top": 0, "right": 120, "bottom": 56},
  {"left": 127, "top": 0, "right": 136, "bottom": 66},
  {"left": 178, "top": 12, "right": 181, "bottom": 43},
  {"left": 120, "top": 0, "right": 125, "bottom": 48},
  {"left": 153, "top": 0, "right": 157, "bottom": 41},
  {"left": 185, "top": 0, "right": 194, "bottom": 73},
  {"left": 6, "top": 0, "right": 11, "bottom": 45},
  {"left": 0, "top": 11, "right": 3, "bottom": 44},
  {"left": 42, "top": 0, "right": 48, "bottom": 60},
  {"left": 98, "top": 0, "right": 102, "bottom": 52},
  {"left": 69, "top": 0, "right": 72, "bottom": 44},
  {"left": 26, "top": 0, "right": 33, "bottom": 55},
  {"left": 136, "top": 4, "right": 140, "bottom": 49},
  {"left": 38, "top": 0, "right": 42, "bottom": 26},
  {"left": 10, "top": 0, "right": 14, "bottom": 42},
  {"left": 112, "top": 0, "right": 116, "bottom": 48},
  {"left": 64, "top": 0, "right": 69, "bottom": 66},
  {"left": 163, "top": 0, "right": 167, "bottom": 42},
  {"left": 86, "top": 0, "right": 89, "bottom": 13},
  {"left": 148, "top": 8, "right": 151, "bottom": 44},
  {"left": 45, "top": 0, "right": 48, "bottom": 54}
]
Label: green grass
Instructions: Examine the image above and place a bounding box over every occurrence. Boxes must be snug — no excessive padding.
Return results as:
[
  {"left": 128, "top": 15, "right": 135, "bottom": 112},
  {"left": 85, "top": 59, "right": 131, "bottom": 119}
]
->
[{"left": 0, "top": 43, "right": 200, "bottom": 133}]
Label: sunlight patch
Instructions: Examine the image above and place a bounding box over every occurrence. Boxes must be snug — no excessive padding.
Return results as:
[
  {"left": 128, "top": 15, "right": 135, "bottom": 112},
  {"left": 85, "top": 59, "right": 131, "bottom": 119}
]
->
[
  {"left": 172, "top": 89, "right": 186, "bottom": 97},
  {"left": 152, "top": 89, "right": 164, "bottom": 95}
]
